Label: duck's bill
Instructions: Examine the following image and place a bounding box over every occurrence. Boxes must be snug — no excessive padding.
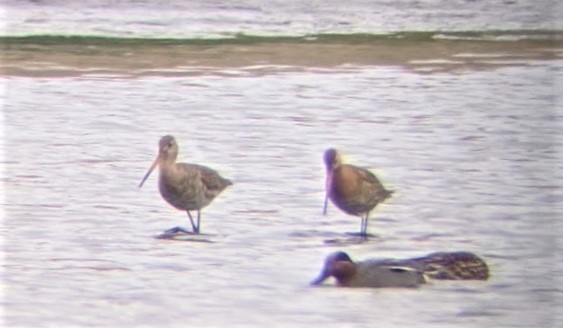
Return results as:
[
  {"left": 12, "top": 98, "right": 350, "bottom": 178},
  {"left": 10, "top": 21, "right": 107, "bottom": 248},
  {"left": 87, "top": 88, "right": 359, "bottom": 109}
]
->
[
  {"left": 139, "top": 156, "right": 160, "bottom": 188},
  {"left": 310, "top": 271, "right": 329, "bottom": 286}
]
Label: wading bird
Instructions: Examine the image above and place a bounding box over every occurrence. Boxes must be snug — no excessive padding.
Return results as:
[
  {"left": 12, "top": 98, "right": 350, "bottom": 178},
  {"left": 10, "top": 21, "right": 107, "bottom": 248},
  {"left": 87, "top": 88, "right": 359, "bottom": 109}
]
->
[
  {"left": 323, "top": 148, "right": 393, "bottom": 236},
  {"left": 139, "top": 135, "right": 232, "bottom": 234}
]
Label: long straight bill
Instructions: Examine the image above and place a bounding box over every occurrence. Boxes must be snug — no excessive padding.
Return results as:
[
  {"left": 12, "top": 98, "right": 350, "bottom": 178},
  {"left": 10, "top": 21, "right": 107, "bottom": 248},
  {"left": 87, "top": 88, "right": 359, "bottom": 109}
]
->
[
  {"left": 323, "top": 171, "right": 332, "bottom": 215},
  {"left": 139, "top": 155, "right": 160, "bottom": 188}
]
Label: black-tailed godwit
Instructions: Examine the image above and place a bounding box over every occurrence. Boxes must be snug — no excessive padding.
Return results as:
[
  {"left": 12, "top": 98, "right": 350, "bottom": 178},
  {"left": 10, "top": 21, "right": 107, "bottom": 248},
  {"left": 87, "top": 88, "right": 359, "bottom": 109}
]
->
[
  {"left": 323, "top": 148, "right": 393, "bottom": 236},
  {"left": 139, "top": 135, "right": 232, "bottom": 234}
]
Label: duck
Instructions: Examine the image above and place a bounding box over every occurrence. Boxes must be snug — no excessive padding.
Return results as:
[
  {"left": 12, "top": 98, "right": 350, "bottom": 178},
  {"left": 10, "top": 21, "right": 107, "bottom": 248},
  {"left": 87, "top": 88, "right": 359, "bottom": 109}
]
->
[{"left": 311, "top": 251, "right": 489, "bottom": 288}]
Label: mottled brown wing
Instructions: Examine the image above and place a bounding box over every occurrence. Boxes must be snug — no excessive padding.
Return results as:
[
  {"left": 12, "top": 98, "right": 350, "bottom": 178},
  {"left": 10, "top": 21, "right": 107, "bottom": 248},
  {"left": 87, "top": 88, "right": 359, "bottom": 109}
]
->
[
  {"left": 355, "top": 166, "right": 393, "bottom": 201},
  {"left": 188, "top": 163, "right": 232, "bottom": 196},
  {"left": 404, "top": 252, "right": 490, "bottom": 280}
]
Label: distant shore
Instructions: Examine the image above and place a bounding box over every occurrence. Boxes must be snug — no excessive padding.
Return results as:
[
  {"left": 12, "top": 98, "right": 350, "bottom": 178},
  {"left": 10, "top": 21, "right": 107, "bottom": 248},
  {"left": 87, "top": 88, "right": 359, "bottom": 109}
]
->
[{"left": 1, "top": 33, "right": 561, "bottom": 77}]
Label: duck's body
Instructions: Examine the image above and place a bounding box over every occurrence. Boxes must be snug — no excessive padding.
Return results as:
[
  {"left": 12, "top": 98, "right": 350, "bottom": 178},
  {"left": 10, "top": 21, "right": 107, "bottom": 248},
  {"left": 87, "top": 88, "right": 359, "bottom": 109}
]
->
[
  {"left": 323, "top": 148, "right": 393, "bottom": 236},
  {"left": 140, "top": 135, "right": 232, "bottom": 234},
  {"left": 311, "top": 251, "right": 489, "bottom": 288}
]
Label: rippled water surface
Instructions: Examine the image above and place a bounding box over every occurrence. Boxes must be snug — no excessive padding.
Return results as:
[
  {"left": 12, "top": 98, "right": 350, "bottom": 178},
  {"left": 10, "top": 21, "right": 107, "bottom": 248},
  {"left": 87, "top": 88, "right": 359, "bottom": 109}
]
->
[
  {"left": 2, "top": 0, "right": 563, "bottom": 327},
  {"left": 3, "top": 0, "right": 561, "bottom": 37},
  {"left": 3, "top": 58, "right": 563, "bottom": 326}
]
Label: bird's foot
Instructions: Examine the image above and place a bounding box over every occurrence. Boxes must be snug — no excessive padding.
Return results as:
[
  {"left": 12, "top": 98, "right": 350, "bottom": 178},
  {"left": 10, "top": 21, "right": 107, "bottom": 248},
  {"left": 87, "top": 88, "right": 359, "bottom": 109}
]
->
[
  {"left": 345, "top": 231, "right": 376, "bottom": 239},
  {"left": 165, "top": 226, "right": 195, "bottom": 234},
  {"left": 156, "top": 226, "right": 196, "bottom": 239}
]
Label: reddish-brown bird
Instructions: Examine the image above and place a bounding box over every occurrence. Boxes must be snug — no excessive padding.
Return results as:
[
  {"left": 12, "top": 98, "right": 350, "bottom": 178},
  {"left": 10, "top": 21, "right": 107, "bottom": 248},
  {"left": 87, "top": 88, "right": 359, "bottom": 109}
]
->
[
  {"left": 323, "top": 148, "right": 393, "bottom": 236},
  {"left": 139, "top": 135, "right": 232, "bottom": 234}
]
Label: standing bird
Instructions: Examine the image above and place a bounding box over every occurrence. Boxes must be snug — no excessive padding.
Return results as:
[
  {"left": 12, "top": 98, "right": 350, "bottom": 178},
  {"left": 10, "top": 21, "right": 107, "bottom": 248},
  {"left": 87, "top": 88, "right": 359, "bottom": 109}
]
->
[
  {"left": 310, "top": 251, "right": 489, "bottom": 288},
  {"left": 139, "top": 135, "right": 232, "bottom": 234},
  {"left": 323, "top": 148, "right": 393, "bottom": 236}
]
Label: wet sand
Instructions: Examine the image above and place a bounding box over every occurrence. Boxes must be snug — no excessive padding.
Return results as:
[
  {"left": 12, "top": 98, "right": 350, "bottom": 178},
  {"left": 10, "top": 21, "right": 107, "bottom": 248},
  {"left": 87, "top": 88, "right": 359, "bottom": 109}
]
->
[{"left": 1, "top": 37, "right": 561, "bottom": 77}]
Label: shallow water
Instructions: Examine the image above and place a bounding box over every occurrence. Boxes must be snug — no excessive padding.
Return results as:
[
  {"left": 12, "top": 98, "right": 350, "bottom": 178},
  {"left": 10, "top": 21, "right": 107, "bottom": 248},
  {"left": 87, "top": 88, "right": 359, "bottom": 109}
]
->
[
  {"left": 2, "top": 0, "right": 562, "bottom": 37},
  {"left": 3, "top": 54, "right": 563, "bottom": 326},
  {"left": 2, "top": 0, "right": 563, "bottom": 327}
]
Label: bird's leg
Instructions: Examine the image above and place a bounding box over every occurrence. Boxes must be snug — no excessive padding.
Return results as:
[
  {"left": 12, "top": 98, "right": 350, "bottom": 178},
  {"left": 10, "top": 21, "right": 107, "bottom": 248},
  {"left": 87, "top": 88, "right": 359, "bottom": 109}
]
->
[
  {"left": 361, "top": 213, "right": 370, "bottom": 237},
  {"left": 196, "top": 211, "right": 201, "bottom": 234},
  {"left": 187, "top": 211, "right": 198, "bottom": 233}
]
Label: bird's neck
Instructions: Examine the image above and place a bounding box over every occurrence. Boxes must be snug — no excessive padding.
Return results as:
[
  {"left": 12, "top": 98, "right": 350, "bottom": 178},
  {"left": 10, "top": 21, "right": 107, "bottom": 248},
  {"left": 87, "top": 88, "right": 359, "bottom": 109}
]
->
[
  {"left": 159, "top": 157, "right": 177, "bottom": 172},
  {"left": 332, "top": 262, "right": 357, "bottom": 286}
]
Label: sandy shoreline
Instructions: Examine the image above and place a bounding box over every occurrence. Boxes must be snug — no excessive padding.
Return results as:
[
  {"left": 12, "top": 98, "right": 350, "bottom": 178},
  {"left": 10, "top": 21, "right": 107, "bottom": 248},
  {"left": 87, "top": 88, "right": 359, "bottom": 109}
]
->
[{"left": 1, "top": 39, "right": 561, "bottom": 77}]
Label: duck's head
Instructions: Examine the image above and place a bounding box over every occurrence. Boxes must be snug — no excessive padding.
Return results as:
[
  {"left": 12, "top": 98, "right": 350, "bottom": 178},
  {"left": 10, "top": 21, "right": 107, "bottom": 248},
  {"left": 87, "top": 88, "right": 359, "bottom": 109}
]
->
[
  {"left": 139, "top": 135, "right": 179, "bottom": 188},
  {"left": 310, "top": 251, "right": 357, "bottom": 286}
]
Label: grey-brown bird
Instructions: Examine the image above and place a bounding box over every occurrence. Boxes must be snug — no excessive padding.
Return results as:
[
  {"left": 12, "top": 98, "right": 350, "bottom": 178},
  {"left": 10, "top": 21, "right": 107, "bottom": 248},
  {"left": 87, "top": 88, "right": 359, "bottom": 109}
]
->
[
  {"left": 311, "top": 251, "right": 489, "bottom": 288},
  {"left": 139, "top": 135, "right": 232, "bottom": 234},
  {"left": 323, "top": 148, "right": 393, "bottom": 236}
]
